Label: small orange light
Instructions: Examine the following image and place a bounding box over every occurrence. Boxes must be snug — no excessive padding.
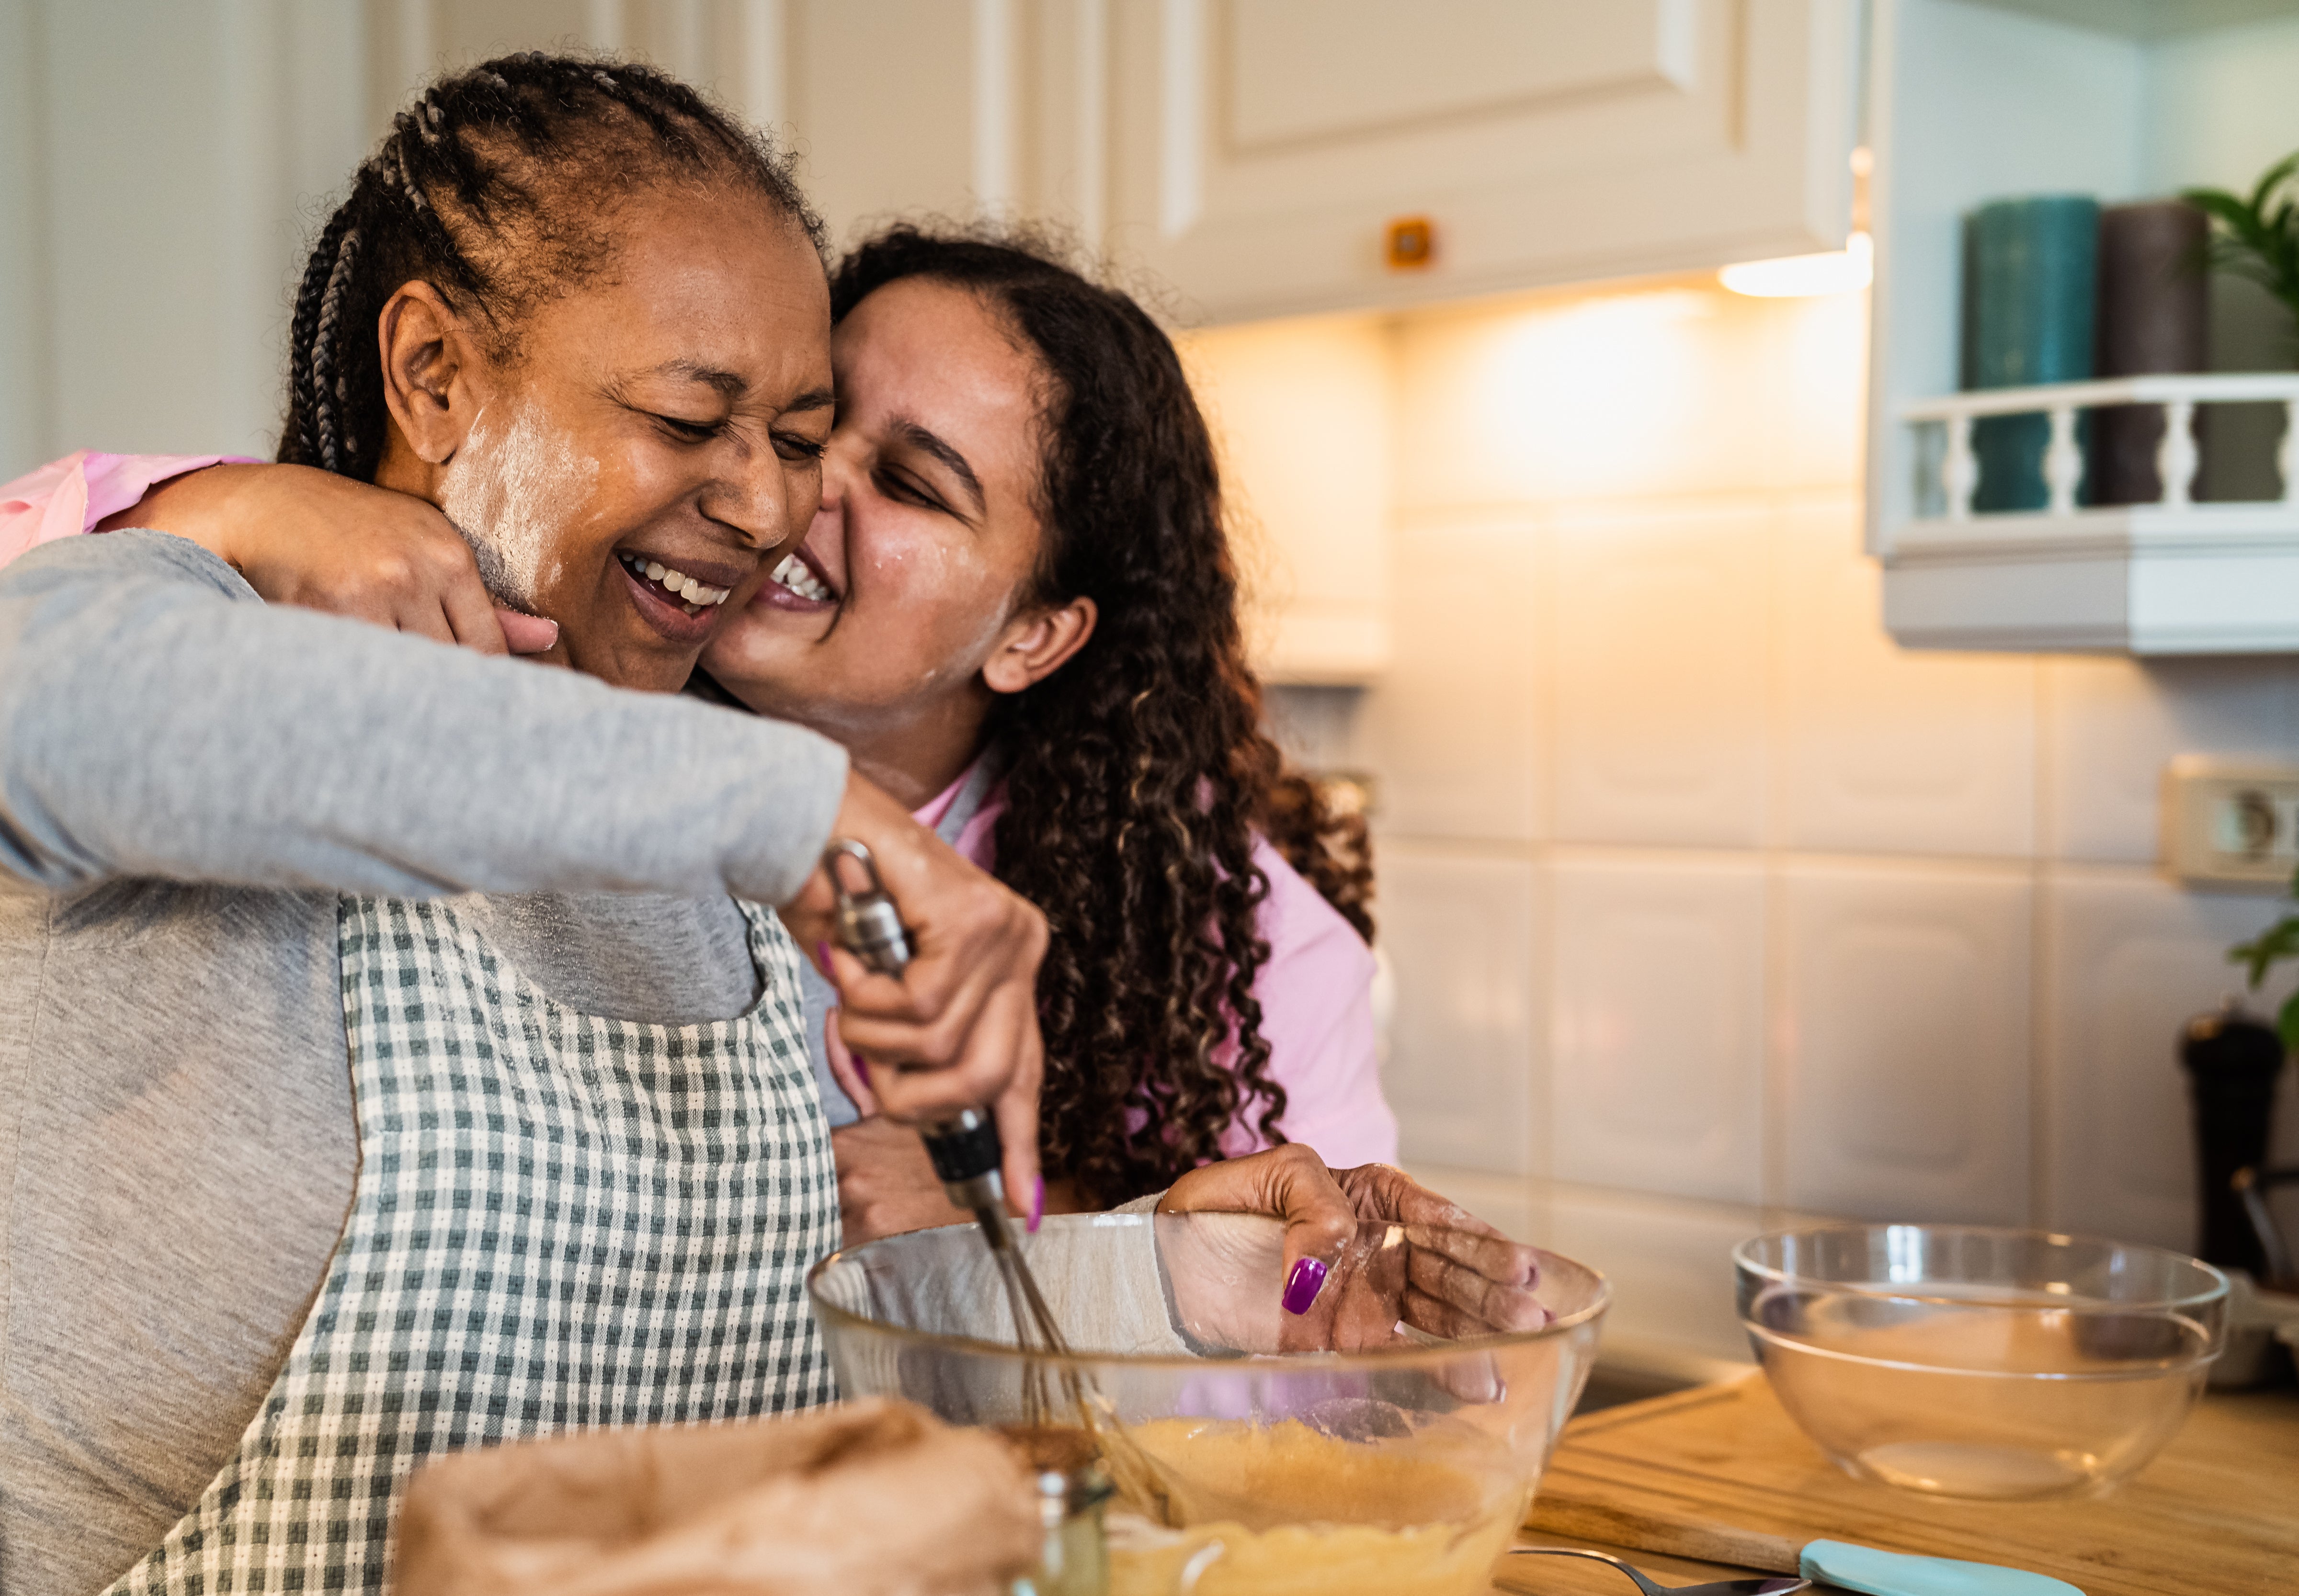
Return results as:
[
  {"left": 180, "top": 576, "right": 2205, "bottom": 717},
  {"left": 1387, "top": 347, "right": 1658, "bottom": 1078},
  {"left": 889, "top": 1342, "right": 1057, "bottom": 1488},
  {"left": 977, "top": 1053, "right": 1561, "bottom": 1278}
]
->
[{"left": 1385, "top": 215, "right": 1435, "bottom": 271}]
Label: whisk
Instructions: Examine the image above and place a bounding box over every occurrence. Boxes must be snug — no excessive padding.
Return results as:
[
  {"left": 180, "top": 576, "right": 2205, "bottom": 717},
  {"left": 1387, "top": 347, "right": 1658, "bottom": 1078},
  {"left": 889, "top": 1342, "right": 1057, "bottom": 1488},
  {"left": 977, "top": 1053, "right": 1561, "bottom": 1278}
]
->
[
  {"left": 822, "top": 842, "right": 1172, "bottom": 1521},
  {"left": 822, "top": 841, "right": 1089, "bottom": 1428}
]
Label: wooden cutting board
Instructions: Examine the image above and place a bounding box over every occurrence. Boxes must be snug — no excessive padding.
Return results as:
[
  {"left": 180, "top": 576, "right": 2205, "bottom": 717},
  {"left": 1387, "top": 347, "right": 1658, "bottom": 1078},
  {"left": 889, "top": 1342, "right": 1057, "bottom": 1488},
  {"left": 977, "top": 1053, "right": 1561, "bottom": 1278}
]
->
[{"left": 1524, "top": 1375, "right": 2299, "bottom": 1596}]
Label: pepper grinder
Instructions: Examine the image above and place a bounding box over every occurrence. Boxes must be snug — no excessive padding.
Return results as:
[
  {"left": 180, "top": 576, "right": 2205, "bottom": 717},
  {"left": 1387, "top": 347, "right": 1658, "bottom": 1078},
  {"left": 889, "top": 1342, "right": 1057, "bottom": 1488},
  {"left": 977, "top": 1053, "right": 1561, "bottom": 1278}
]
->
[{"left": 2178, "top": 998, "right": 2287, "bottom": 1277}]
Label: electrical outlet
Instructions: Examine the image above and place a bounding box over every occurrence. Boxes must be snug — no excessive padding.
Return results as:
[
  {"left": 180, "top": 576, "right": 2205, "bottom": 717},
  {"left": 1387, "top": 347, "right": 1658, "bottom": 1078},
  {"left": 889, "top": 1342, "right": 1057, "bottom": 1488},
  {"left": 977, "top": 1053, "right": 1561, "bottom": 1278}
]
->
[{"left": 2163, "top": 757, "right": 2299, "bottom": 887}]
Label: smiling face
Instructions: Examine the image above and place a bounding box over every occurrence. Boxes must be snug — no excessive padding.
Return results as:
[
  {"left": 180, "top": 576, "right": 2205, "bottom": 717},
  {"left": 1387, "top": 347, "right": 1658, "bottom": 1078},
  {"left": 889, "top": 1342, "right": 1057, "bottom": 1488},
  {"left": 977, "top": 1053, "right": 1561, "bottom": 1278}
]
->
[
  {"left": 701, "top": 276, "right": 1091, "bottom": 800},
  {"left": 378, "top": 189, "right": 833, "bottom": 692}
]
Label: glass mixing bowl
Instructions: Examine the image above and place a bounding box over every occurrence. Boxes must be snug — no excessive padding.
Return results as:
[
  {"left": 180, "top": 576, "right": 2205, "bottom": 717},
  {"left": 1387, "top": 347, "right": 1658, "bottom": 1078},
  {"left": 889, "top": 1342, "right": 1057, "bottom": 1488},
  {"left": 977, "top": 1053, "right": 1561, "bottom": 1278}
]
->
[
  {"left": 1735, "top": 1224, "right": 2228, "bottom": 1500},
  {"left": 809, "top": 1211, "right": 1608, "bottom": 1596}
]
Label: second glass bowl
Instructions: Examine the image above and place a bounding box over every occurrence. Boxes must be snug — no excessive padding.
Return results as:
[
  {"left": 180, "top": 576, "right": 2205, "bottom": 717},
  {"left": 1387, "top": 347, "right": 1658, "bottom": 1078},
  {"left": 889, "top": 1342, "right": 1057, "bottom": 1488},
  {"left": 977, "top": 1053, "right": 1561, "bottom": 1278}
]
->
[{"left": 1735, "top": 1223, "right": 2228, "bottom": 1500}]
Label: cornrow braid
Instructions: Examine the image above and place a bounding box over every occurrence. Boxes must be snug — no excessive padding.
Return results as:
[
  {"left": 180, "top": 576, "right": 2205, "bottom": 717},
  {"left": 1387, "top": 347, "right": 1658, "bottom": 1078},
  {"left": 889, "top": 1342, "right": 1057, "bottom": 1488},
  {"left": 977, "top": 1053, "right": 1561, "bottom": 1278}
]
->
[
  {"left": 310, "top": 226, "right": 361, "bottom": 471},
  {"left": 277, "top": 52, "right": 822, "bottom": 481}
]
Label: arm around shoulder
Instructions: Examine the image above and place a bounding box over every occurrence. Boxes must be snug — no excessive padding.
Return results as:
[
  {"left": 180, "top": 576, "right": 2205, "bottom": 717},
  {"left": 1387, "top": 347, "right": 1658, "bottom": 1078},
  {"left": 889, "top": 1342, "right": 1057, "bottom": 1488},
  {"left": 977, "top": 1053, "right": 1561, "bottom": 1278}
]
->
[{"left": 0, "top": 532, "right": 847, "bottom": 901}]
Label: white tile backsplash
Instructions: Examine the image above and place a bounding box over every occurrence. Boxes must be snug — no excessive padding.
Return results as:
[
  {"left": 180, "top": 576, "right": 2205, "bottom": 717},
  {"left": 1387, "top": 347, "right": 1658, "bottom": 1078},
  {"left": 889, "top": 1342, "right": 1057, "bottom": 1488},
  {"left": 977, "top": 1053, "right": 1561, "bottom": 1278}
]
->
[
  {"left": 2043, "top": 655, "right": 2299, "bottom": 864},
  {"left": 1776, "top": 499, "right": 2039, "bottom": 859},
  {"left": 1539, "top": 1182, "right": 1764, "bottom": 1366},
  {"left": 1356, "top": 511, "right": 1545, "bottom": 842},
  {"left": 1391, "top": 284, "right": 1867, "bottom": 513},
  {"left": 1551, "top": 503, "right": 1772, "bottom": 849},
  {"left": 1377, "top": 844, "right": 1542, "bottom": 1175},
  {"left": 2041, "top": 869, "right": 2296, "bottom": 1249},
  {"left": 1779, "top": 859, "right": 2033, "bottom": 1224},
  {"left": 1548, "top": 852, "right": 1766, "bottom": 1205},
  {"left": 1306, "top": 277, "right": 2299, "bottom": 1370}
]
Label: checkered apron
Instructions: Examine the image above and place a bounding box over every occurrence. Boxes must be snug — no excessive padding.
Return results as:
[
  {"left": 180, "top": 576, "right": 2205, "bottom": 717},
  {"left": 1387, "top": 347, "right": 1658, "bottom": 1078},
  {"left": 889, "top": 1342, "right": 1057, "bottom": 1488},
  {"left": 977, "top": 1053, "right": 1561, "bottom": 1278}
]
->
[{"left": 104, "top": 894, "right": 839, "bottom": 1596}]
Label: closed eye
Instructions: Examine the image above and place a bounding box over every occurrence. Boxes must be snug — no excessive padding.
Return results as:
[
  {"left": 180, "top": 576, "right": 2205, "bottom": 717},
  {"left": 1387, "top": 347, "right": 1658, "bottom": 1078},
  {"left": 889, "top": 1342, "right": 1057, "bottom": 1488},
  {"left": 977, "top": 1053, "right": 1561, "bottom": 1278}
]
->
[
  {"left": 773, "top": 430, "right": 829, "bottom": 464},
  {"left": 652, "top": 412, "right": 724, "bottom": 443},
  {"left": 875, "top": 466, "right": 952, "bottom": 516}
]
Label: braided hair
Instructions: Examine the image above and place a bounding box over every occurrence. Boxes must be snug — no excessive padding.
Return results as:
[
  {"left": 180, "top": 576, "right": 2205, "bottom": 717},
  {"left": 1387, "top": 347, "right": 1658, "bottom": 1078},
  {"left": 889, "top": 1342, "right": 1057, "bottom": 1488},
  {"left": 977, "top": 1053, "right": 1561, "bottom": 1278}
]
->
[
  {"left": 278, "top": 53, "right": 822, "bottom": 480},
  {"left": 829, "top": 227, "right": 1377, "bottom": 1209}
]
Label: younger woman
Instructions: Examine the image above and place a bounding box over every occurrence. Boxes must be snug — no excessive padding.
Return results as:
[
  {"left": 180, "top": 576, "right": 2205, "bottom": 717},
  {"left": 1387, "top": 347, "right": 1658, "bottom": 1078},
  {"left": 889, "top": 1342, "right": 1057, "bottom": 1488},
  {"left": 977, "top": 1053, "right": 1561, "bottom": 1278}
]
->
[{"left": 702, "top": 228, "right": 1395, "bottom": 1229}]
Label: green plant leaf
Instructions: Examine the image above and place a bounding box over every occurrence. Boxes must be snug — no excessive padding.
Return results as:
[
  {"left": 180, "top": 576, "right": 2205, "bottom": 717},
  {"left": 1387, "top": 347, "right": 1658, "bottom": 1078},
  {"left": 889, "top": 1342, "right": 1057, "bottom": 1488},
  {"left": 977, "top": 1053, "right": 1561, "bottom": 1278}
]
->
[
  {"left": 2248, "top": 151, "right": 2299, "bottom": 213},
  {"left": 2185, "top": 154, "right": 2299, "bottom": 341},
  {"left": 2230, "top": 917, "right": 2299, "bottom": 987},
  {"left": 2182, "top": 186, "right": 2248, "bottom": 221},
  {"left": 2279, "top": 987, "right": 2299, "bottom": 1055}
]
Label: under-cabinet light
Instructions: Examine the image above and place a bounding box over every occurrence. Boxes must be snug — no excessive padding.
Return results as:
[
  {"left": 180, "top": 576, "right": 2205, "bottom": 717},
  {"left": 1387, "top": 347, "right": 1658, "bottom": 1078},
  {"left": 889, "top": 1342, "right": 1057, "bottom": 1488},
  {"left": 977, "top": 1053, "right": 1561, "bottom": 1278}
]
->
[{"left": 1719, "top": 231, "right": 1872, "bottom": 298}]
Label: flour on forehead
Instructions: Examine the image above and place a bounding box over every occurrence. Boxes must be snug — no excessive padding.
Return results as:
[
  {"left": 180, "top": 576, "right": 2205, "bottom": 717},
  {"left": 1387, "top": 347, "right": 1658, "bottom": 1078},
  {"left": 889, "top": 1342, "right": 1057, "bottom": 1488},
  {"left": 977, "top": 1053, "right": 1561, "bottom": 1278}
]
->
[{"left": 438, "top": 402, "right": 599, "bottom": 611}]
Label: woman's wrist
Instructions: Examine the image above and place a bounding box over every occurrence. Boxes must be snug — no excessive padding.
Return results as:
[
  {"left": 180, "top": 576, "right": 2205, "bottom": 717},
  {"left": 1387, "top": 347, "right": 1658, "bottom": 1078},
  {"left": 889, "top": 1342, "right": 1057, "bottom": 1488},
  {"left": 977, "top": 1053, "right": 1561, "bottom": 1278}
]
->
[{"left": 93, "top": 462, "right": 260, "bottom": 568}]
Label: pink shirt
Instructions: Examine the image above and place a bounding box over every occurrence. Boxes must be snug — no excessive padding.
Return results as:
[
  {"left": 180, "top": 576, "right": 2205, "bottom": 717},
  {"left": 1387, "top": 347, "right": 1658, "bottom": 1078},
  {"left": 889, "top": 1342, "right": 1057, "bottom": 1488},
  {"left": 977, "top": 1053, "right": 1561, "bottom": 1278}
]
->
[
  {"left": 920, "top": 764, "right": 1398, "bottom": 1169},
  {"left": 1, "top": 449, "right": 1401, "bottom": 1170},
  {"left": 0, "top": 451, "right": 252, "bottom": 561}
]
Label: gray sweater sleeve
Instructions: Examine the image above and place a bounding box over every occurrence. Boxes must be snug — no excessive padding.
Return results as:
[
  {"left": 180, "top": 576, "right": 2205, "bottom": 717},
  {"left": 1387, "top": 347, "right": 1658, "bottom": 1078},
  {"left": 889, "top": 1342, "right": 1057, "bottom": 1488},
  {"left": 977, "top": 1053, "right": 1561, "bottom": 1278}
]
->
[{"left": 0, "top": 530, "right": 849, "bottom": 903}]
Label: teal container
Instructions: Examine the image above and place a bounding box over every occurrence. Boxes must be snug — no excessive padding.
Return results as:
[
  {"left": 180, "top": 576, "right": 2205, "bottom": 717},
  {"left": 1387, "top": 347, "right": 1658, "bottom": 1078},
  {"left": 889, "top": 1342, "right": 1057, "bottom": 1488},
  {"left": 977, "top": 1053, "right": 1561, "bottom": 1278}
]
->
[{"left": 1962, "top": 195, "right": 2099, "bottom": 511}]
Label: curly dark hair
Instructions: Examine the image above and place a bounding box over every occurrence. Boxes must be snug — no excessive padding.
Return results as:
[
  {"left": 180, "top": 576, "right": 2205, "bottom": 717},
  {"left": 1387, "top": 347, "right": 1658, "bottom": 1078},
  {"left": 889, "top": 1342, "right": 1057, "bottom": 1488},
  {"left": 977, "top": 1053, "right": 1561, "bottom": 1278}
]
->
[
  {"left": 276, "top": 52, "right": 820, "bottom": 480},
  {"left": 830, "top": 226, "right": 1375, "bottom": 1208}
]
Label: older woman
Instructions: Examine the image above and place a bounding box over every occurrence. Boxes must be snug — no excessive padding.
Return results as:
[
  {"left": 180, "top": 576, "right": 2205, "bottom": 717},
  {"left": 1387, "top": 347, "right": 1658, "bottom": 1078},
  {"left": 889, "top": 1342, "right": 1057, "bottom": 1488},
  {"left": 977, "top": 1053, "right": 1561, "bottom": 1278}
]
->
[{"left": 0, "top": 58, "right": 1047, "bottom": 1596}]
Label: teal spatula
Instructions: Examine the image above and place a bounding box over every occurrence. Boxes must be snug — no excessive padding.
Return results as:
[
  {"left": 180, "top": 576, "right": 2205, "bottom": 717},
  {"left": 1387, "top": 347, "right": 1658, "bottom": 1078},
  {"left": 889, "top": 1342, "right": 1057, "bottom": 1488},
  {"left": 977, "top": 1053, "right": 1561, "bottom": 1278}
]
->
[{"left": 1798, "top": 1540, "right": 2085, "bottom": 1596}]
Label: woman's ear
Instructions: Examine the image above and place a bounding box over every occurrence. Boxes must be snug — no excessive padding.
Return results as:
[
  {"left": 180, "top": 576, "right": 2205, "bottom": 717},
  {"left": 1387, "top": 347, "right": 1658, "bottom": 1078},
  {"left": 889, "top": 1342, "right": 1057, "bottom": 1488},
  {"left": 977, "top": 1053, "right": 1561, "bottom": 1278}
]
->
[
  {"left": 376, "top": 281, "right": 490, "bottom": 471},
  {"left": 982, "top": 597, "right": 1098, "bottom": 696}
]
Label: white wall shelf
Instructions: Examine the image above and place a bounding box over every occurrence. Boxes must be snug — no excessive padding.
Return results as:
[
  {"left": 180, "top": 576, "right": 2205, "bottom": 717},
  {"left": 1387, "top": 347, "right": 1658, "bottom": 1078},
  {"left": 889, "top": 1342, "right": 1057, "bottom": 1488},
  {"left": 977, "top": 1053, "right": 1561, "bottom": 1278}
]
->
[
  {"left": 1866, "top": 0, "right": 2299, "bottom": 655},
  {"left": 1884, "top": 374, "right": 2299, "bottom": 652}
]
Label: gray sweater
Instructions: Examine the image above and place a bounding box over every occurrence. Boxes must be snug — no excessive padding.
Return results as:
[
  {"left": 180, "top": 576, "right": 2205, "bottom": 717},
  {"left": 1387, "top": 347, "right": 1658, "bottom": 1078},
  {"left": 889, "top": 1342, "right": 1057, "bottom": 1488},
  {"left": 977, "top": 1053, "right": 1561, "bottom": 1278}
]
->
[{"left": 0, "top": 532, "right": 850, "bottom": 1596}]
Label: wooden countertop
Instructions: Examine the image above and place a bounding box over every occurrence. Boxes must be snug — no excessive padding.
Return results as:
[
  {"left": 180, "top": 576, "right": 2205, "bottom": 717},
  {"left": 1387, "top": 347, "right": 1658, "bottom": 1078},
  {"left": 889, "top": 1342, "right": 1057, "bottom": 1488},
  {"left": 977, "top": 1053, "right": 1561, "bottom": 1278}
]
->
[{"left": 1487, "top": 1375, "right": 2299, "bottom": 1596}]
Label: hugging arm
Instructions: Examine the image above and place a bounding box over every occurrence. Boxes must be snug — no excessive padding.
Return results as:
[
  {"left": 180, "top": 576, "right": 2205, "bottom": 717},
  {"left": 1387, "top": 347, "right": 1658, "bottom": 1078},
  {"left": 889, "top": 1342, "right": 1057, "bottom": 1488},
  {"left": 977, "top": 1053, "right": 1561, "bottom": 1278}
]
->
[{"left": 0, "top": 531, "right": 849, "bottom": 900}]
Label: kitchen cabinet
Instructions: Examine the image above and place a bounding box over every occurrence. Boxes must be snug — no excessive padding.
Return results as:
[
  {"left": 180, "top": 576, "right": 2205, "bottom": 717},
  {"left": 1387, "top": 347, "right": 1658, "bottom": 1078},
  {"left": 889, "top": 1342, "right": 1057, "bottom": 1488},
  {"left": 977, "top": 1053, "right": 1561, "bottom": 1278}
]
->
[
  {"left": 1102, "top": 0, "right": 1860, "bottom": 323},
  {"left": 1867, "top": 0, "right": 2299, "bottom": 654},
  {"left": 766, "top": 0, "right": 1113, "bottom": 249},
  {"left": 772, "top": 2, "right": 1860, "bottom": 321},
  {"left": 1174, "top": 314, "right": 1392, "bottom": 682}
]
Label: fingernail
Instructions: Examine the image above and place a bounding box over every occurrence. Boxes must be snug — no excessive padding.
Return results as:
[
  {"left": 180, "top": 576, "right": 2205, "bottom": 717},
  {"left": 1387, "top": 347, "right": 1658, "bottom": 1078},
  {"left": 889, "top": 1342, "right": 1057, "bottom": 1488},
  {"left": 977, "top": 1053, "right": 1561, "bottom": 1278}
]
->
[
  {"left": 815, "top": 941, "right": 836, "bottom": 978},
  {"left": 496, "top": 609, "right": 559, "bottom": 654},
  {"left": 853, "top": 1056, "right": 870, "bottom": 1088},
  {"left": 1282, "top": 1256, "right": 1328, "bottom": 1316},
  {"left": 1028, "top": 1175, "right": 1045, "bottom": 1234}
]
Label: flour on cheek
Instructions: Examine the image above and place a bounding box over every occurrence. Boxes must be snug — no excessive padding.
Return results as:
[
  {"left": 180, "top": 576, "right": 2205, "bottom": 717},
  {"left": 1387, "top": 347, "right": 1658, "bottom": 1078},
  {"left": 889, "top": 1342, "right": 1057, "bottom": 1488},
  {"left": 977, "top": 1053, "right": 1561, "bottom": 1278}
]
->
[{"left": 437, "top": 404, "right": 600, "bottom": 611}]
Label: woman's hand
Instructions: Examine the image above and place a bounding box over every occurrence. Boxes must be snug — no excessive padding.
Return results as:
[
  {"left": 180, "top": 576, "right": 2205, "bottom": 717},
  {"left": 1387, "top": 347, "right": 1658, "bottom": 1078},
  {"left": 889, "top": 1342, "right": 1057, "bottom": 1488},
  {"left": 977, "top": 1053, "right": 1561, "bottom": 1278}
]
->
[
  {"left": 98, "top": 462, "right": 558, "bottom": 655},
  {"left": 830, "top": 1117, "right": 972, "bottom": 1243},
  {"left": 781, "top": 770, "right": 1048, "bottom": 1220},
  {"left": 1157, "top": 1147, "right": 1549, "bottom": 1351}
]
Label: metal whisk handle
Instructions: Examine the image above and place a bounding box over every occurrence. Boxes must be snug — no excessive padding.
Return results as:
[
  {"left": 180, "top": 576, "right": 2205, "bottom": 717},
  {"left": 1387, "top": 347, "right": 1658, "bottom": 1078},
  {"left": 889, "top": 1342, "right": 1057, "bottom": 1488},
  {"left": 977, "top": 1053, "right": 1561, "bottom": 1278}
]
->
[
  {"left": 922, "top": 1106, "right": 1006, "bottom": 1198},
  {"left": 823, "top": 839, "right": 913, "bottom": 975},
  {"left": 819, "top": 839, "right": 1006, "bottom": 1206}
]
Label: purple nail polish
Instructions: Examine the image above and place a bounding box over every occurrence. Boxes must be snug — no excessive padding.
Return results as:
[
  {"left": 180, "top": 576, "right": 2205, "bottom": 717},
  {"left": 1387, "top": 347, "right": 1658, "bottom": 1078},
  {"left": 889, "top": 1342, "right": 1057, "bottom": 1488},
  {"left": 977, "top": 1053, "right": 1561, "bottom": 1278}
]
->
[
  {"left": 852, "top": 1055, "right": 870, "bottom": 1089},
  {"left": 815, "top": 940, "right": 835, "bottom": 976},
  {"left": 1028, "top": 1175, "right": 1045, "bottom": 1234},
  {"left": 1282, "top": 1256, "right": 1329, "bottom": 1316}
]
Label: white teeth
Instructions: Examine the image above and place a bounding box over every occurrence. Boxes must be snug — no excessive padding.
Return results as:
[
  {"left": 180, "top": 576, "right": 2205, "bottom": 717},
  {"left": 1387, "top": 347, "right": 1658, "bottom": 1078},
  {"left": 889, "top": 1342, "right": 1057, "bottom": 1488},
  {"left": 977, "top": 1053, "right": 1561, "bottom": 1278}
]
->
[
  {"left": 622, "top": 553, "right": 730, "bottom": 606},
  {"left": 770, "top": 552, "right": 832, "bottom": 602}
]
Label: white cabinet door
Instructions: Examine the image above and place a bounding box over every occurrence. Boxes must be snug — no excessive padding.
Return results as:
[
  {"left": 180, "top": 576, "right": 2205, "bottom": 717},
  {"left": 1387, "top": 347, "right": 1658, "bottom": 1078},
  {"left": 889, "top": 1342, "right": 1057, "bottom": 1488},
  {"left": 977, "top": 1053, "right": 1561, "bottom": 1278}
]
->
[
  {"left": 784, "top": 0, "right": 993, "bottom": 243},
  {"left": 1104, "top": 0, "right": 1858, "bottom": 322},
  {"left": 775, "top": 0, "right": 1127, "bottom": 251}
]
